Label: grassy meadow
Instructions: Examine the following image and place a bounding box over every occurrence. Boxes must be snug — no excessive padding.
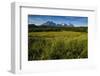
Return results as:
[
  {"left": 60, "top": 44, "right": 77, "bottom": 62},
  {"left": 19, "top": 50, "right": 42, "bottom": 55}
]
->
[{"left": 28, "top": 29, "right": 88, "bottom": 60}]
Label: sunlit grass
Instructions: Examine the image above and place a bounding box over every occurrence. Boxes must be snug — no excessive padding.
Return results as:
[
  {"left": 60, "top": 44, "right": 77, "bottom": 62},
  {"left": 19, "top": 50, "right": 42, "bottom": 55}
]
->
[{"left": 28, "top": 31, "right": 88, "bottom": 60}]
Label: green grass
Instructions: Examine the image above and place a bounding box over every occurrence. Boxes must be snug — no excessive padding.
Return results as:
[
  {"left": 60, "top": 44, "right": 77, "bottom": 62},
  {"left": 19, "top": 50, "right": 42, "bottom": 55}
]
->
[{"left": 28, "top": 31, "right": 88, "bottom": 60}]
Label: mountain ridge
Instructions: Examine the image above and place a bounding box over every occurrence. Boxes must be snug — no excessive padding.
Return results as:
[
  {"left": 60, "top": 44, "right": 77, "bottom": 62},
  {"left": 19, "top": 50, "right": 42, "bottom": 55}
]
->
[{"left": 29, "top": 21, "right": 74, "bottom": 27}]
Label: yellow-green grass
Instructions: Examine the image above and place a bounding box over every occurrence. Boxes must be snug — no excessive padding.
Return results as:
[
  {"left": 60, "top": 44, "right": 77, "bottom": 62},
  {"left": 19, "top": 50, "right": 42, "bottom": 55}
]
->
[{"left": 28, "top": 31, "right": 88, "bottom": 60}]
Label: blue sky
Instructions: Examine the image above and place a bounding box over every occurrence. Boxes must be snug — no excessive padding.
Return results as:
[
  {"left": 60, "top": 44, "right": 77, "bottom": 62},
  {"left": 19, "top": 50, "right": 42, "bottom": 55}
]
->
[{"left": 28, "top": 15, "right": 88, "bottom": 27}]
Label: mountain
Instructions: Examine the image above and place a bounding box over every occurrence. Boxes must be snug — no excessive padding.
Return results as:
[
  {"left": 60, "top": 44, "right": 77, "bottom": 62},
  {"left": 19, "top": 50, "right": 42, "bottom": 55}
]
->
[
  {"left": 68, "top": 23, "right": 74, "bottom": 27},
  {"left": 41, "top": 21, "right": 74, "bottom": 27},
  {"left": 41, "top": 21, "right": 56, "bottom": 27},
  {"left": 29, "top": 21, "right": 74, "bottom": 27}
]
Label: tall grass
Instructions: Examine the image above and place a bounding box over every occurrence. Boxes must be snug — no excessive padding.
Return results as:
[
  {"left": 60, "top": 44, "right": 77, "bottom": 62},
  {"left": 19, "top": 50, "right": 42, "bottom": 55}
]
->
[{"left": 28, "top": 31, "right": 88, "bottom": 60}]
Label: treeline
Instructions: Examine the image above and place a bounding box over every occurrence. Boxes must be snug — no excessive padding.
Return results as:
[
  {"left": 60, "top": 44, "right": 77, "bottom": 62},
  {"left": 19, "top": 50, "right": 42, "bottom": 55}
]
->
[{"left": 28, "top": 25, "right": 88, "bottom": 32}]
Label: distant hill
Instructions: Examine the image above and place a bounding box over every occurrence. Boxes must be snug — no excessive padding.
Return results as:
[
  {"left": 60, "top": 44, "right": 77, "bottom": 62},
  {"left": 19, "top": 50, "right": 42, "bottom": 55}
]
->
[{"left": 28, "top": 24, "right": 38, "bottom": 28}]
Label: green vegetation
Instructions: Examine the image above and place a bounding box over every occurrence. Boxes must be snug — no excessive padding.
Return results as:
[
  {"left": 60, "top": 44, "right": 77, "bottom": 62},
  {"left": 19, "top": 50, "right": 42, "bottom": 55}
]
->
[
  {"left": 29, "top": 25, "right": 88, "bottom": 32},
  {"left": 28, "top": 30, "right": 88, "bottom": 60}
]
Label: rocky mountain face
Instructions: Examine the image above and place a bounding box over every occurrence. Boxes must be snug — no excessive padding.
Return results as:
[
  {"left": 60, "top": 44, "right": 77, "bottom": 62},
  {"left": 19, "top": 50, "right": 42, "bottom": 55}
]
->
[
  {"left": 29, "top": 21, "right": 74, "bottom": 27},
  {"left": 42, "top": 21, "right": 56, "bottom": 26},
  {"left": 41, "top": 21, "right": 74, "bottom": 27}
]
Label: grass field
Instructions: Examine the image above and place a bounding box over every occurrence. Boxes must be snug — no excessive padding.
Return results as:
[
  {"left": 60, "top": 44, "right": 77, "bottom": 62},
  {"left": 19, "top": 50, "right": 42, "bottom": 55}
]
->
[{"left": 28, "top": 31, "right": 88, "bottom": 60}]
